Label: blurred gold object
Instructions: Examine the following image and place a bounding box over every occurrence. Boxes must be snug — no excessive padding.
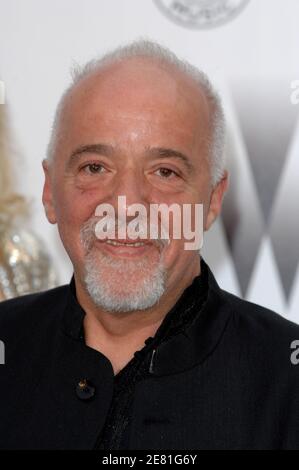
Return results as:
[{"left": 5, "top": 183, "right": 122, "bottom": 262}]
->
[
  {"left": 0, "top": 223, "right": 57, "bottom": 300},
  {"left": 0, "top": 102, "right": 57, "bottom": 300}
]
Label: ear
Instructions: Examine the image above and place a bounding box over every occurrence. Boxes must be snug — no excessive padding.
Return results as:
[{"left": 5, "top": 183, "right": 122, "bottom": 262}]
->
[
  {"left": 205, "top": 170, "right": 229, "bottom": 231},
  {"left": 42, "top": 159, "right": 57, "bottom": 224}
]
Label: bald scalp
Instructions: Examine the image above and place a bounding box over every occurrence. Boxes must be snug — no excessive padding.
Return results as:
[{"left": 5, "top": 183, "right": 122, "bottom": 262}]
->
[{"left": 46, "top": 40, "right": 226, "bottom": 185}]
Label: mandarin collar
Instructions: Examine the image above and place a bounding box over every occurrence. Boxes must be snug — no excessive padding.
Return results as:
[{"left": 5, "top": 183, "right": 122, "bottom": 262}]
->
[{"left": 62, "top": 257, "right": 232, "bottom": 376}]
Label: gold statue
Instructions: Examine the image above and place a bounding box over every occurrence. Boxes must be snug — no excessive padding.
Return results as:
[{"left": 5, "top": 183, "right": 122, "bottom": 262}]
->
[{"left": 0, "top": 103, "right": 57, "bottom": 300}]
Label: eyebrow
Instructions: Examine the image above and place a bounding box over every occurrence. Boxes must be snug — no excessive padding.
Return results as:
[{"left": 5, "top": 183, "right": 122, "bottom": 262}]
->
[
  {"left": 67, "top": 143, "right": 194, "bottom": 173},
  {"left": 146, "top": 147, "right": 194, "bottom": 173},
  {"left": 68, "top": 143, "right": 115, "bottom": 166}
]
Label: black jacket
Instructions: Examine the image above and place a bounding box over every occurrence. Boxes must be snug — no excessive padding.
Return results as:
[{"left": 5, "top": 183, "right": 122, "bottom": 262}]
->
[{"left": 1, "top": 258, "right": 299, "bottom": 450}]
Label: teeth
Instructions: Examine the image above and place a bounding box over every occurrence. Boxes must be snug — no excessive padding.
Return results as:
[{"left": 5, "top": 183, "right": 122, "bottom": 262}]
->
[{"left": 105, "top": 240, "right": 146, "bottom": 247}]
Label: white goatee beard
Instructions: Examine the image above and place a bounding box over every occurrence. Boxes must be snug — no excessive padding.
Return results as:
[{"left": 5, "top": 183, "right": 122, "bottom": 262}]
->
[
  {"left": 83, "top": 250, "right": 167, "bottom": 313},
  {"left": 80, "top": 216, "right": 168, "bottom": 313}
]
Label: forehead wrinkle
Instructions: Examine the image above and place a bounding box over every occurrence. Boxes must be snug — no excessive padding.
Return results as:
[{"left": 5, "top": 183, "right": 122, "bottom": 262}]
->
[{"left": 55, "top": 59, "right": 212, "bottom": 171}]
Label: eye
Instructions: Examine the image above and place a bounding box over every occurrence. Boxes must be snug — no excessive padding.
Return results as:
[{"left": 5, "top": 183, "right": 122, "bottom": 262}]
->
[
  {"left": 81, "top": 163, "right": 105, "bottom": 175},
  {"left": 155, "top": 167, "right": 179, "bottom": 179}
]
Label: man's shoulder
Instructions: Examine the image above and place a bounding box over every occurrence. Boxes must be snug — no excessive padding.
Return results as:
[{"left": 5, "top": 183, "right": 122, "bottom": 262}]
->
[
  {"left": 221, "top": 288, "right": 299, "bottom": 337},
  {"left": 205, "top": 258, "right": 299, "bottom": 342},
  {"left": 219, "top": 288, "right": 299, "bottom": 374},
  {"left": 0, "top": 284, "right": 70, "bottom": 336}
]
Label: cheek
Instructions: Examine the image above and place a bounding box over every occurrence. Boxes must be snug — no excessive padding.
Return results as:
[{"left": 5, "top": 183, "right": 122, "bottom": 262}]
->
[
  {"left": 52, "top": 186, "right": 101, "bottom": 263},
  {"left": 161, "top": 238, "right": 191, "bottom": 272},
  {"left": 202, "top": 194, "right": 212, "bottom": 225},
  {"left": 53, "top": 184, "right": 101, "bottom": 226}
]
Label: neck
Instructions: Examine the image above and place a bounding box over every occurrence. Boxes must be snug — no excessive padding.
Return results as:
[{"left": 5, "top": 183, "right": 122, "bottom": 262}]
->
[{"left": 74, "top": 258, "right": 201, "bottom": 374}]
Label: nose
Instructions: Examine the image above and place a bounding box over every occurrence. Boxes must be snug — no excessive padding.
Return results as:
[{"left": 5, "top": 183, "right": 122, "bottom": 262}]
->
[{"left": 111, "top": 166, "right": 150, "bottom": 214}]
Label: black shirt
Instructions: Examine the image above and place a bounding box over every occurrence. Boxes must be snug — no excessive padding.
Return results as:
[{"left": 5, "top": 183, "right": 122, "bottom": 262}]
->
[
  {"left": 2, "top": 257, "right": 299, "bottom": 449},
  {"left": 70, "top": 261, "right": 209, "bottom": 450}
]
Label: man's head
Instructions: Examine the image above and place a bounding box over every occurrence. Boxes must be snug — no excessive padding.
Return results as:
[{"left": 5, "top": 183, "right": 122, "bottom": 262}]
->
[{"left": 42, "top": 40, "right": 228, "bottom": 313}]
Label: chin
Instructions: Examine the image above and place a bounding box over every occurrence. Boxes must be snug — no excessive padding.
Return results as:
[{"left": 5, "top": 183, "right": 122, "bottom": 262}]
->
[{"left": 83, "top": 251, "right": 167, "bottom": 312}]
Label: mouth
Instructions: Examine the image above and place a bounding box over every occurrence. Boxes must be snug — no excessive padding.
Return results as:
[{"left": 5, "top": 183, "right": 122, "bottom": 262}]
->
[
  {"left": 96, "top": 238, "right": 161, "bottom": 258},
  {"left": 105, "top": 239, "right": 148, "bottom": 247}
]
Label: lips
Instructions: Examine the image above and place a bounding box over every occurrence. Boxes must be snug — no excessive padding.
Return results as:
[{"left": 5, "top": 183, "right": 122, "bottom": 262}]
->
[
  {"left": 95, "top": 237, "right": 159, "bottom": 259},
  {"left": 105, "top": 239, "right": 148, "bottom": 247}
]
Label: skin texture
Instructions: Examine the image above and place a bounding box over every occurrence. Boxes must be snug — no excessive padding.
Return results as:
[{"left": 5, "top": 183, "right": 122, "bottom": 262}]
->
[{"left": 42, "top": 57, "right": 228, "bottom": 374}]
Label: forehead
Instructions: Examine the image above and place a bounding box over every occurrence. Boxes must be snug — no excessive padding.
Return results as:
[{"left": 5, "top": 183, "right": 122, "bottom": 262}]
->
[{"left": 59, "top": 58, "right": 211, "bottom": 154}]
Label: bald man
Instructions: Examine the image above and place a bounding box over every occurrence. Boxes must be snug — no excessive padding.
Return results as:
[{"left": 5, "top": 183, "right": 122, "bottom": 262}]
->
[{"left": 1, "top": 41, "right": 299, "bottom": 450}]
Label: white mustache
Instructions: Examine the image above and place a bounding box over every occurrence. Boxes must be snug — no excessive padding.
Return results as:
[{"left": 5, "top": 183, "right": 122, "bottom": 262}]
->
[{"left": 80, "top": 216, "right": 170, "bottom": 252}]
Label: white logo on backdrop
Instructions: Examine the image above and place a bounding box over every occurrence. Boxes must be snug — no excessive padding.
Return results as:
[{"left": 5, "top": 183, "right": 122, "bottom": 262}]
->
[{"left": 154, "top": 0, "right": 251, "bottom": 29}]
